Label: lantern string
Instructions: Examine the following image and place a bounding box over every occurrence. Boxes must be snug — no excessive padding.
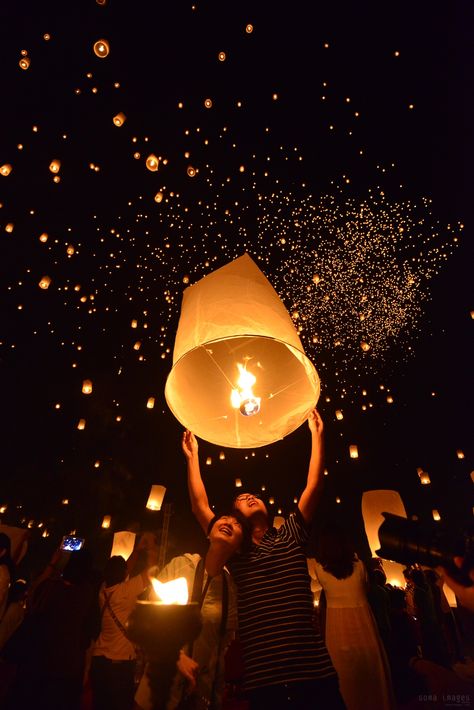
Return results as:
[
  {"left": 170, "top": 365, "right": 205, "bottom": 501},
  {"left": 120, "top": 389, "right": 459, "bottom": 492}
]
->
[{"left": 202, "top": 346, "right": 238, "bottom": 389}]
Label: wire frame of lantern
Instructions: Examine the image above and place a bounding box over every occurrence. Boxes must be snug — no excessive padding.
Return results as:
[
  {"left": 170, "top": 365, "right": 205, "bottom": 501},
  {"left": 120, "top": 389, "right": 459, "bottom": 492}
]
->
[
  {"left": 146, "top": 485, "right": 166, "bottom": 511},
  {"left": 165, "top": 254, "right": 320, "bottom": 448},
  {"left": 361, "top": 489, "right": 408, "bottom": 588}
]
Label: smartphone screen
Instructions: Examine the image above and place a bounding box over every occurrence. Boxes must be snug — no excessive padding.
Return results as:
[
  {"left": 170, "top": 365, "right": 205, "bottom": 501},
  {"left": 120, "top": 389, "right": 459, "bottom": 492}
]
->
[{"left": 61, "top": 535, "right": 85, "bottom": 551}]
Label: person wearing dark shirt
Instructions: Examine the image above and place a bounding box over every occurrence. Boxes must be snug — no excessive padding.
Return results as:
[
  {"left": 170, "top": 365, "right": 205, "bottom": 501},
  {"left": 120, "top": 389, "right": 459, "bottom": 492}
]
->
[{"left": 183, "top": 409, "right": 345, "bottom": 710}]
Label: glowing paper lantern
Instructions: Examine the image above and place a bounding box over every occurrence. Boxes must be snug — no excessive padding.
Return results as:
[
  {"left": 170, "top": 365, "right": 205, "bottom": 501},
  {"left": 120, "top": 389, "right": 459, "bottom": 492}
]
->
[
  {"left": 432, "top": 509, "right": 441, "bottom": 521},
  {"left": 361, "top": 489, "right": 407, "bottom": 588},
  {"left": 39, "top": 276, "right": 51, "bottom": 289},
  {"left": 49, "top": 159, "right": 61, "bottom": 173},
  {"left": 111, "top": 531, "right": 136, "bottom": 560},
  {"left": 5, "top": 223, "right": 14, "bottom": 233},
  {"left": 145, "top": 154, "right": 159, "bottom": 171},
  {"left": 154, "top": 191, "right": 163, "bottom": 203},
  {"left": 1, "top": 164, "right": 12, "bottom": 176},
  {"left": 349, "top": 444, "right": 359, "bottom": 459},
  {"left": 19, "top": 56, "right": 30, "bottom": 70},
  {"left": 235, "top": 478, "right": 242, "bottom": 487},
  {"left": 101, "top": 515, "right": 111, "bottom": 529},
  {"left": 146, "top": 484, "right": 166, "bottom": 511},
  {"left": 165, "top": 253, "right": 320, "bottom": 448},
  {"left": 113, "top": 112, "right": 126, "bottom": 126},
  {"left": 146, "top": 397, "right": 155, "bottom": 409},
  {"left": 77, "top": 418, "right": 86, "bottom": 430},
  {"left": 335, "top": 410, "right": 343, "bottom": 420},
  {"left": 82, "top": 379, "right": 93, "bottom": 394},
  {"left": 93, "top": 39, "right": 110, "bottom": 58}
]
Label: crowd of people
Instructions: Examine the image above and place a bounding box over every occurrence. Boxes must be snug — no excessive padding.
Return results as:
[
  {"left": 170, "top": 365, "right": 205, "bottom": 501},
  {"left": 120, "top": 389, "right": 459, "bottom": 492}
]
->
[{"left": 0, "top": 410, "right": 473, "bottom": 709}]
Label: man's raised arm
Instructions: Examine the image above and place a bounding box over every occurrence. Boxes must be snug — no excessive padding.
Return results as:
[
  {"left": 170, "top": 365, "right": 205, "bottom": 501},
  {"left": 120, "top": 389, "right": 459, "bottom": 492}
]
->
[
  {"left": 182, "top": 429, "right": 215, "bottom": 534},
  {"left": 298, "top": 408, "right": 325, "bottom": 524}
]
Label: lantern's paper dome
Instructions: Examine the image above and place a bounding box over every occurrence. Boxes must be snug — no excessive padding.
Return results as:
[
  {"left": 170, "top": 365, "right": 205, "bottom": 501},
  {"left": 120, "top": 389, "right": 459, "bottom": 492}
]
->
[{"left": 165, "top": 254, "right": 320, "bottom": 448}]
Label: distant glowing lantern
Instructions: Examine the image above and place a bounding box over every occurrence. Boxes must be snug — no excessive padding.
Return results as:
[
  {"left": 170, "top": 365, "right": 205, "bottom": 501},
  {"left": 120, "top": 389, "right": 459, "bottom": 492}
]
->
[
  {"left": 77, "top": 418, "right": 86, "bottom": 430},
  {"left": 82, "top": 379, "right": 93, "bottom": 394},
  {"left": 131, "top": 319, "right": 138, "bottom": 328},
  {"left": 335, "top": 409, "right": 343, "bottom": 420},
  {"left": 113, "top": 112, "right": 126, "bottom": 126},
  {"left": 151, "top": 577, "right": 188, "bottom": 604},
  {"left": 417, "top": 467, "right": 431, "bottom": 485},
  {"left": 206, "top": 457, "right": 212, "bottom": 466},
  {"left": 146, "top": 397, "right": 155, "bottom": 409},
  {"left": 154, "top": 191, "right": 163, "bottom": 203},
  {"left": 146, "top": 154, "right": 159, "bottom": 171},
  {"left": 269, "top": 497, "right": 275, "bottom": 505},
  {"left": 93, "top": 39, "right": 110, "bottom": 58},
  {"left": 165, "top": 254, "right": 320, "bottom": 448},
  {"left": 67, "top": 245, "right": 75, "bottom": 255},
  {"left": 0, "top": 505, "right": 7, "bottom": 514},
  {"left": 0, "top": 164, "right": 12, "bottom": 176},
  {"left": 204, "top": 98, "right": 212, "bottom": 108},
  {"left": 19, "top": 56, "right": 30, "bottom": 70},
  {"left": 49, "top": 159, "right": 61, "bottom": 173},
  {"left": 146, "top": 485, "right": 166, "bottom": 511},
  {"left": 361, "top": 489, "right": 408, "bottom": 588},
  {"left": 456, "top": 450, "right": 465, "bottom": 460},
  {"left": 245, "top": 24, "right": 253, "bottom": 33},
  {"left": 187, "top": 166, "right": 196, "bottom": 177},
  {"left": 101, "top": 515, "right": 111, "bottom": 529},
  {"left": 39, "top": 233, "right": 48, "bottom": 242},
  {"left": 349, "top": 445, "right": 359, "bottom": 459},
  {"left": 133, "top": 341, "right": 141, "bottom": 350},
  {"left": 218, "top": 51, "right": 226, "bottom": 61},
  {"left": 5, "top": 223, "right": 14, "bottom": 233},
  {"left": 111, "top": 531, "right": 136, "bottom": 560},
  {"left": 432, "top": 509, "right": 441, "bottom": 521},
  {"left": 62, "top": 499, "right": 69, "bottom": 505},
  {"left": 219, "top": 451, "right": 225, "bottom": 460},
  {"left": 273, "top": 515, "right": 285, "bottom": 529},
  {"left": 39, "top": 276, "right": 51, "bottom": 289},
  {"left": 235, "top": 478, "right": 242, "bottom": 487}
]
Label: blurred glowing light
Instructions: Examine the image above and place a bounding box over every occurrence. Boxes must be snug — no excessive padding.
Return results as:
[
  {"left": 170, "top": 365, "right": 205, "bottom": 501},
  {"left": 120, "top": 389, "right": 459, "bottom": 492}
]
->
[{"left": 93, "top": 39, "right": 110, "bottom": 58}]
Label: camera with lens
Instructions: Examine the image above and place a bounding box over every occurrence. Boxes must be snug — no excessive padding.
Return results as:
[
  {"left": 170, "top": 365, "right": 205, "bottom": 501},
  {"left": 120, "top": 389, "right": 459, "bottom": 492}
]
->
[{"left": 376, "top": 513, "right": 474, "bottom": 587}]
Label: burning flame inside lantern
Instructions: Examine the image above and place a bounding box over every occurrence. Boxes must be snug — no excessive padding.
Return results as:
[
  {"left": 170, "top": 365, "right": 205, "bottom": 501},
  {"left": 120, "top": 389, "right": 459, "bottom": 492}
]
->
[
  {"left": 151, "top": 577, "right": 188, "bottom": 605},
  {"left": 230, "top": 363, "right": 261, "bottom": 417}
]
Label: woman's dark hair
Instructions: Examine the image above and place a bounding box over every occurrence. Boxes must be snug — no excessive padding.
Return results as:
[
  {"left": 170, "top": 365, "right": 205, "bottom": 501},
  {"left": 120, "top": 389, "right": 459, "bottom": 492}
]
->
[
  {"left": 104, "top": 555, "right": 128, "bottom": 587},
  {"left": 62, "top": 548, "right": 94, "bottom": 585},
  {"left": 207, "top": 510, "right": 252, "bottom": 554},
  {"left": 316, "top": 523, "right": 357, "bottom": 580}
]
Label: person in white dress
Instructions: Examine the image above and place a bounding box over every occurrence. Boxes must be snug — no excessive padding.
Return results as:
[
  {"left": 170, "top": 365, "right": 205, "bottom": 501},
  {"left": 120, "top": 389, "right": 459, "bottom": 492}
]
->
[{"left": 314, "top": 524, "right": 396, "bottom": 710}]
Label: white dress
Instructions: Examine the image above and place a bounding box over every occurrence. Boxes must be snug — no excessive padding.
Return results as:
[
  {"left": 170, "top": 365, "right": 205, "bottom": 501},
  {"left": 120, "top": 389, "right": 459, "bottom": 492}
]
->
[{"left": 315, "top": 558, "right": 395, "bottom": 710}]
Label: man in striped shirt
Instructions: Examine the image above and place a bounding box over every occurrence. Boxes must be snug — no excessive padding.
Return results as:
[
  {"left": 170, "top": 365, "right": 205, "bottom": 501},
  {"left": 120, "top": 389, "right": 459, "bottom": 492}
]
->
[{"left": 182, "top": 409, "right": 345, "bottom": 709}]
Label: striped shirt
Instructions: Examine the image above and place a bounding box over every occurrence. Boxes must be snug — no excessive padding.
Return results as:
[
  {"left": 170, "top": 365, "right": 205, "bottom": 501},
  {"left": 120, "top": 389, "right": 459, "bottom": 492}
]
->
[{"left": 228, "top": 509, "right": 336, "bottom": 691}]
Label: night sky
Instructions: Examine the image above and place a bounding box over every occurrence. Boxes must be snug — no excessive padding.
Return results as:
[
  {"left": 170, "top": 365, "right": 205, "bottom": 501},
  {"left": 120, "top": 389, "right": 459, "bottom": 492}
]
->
[{"left": 0, "top": 0, "right": 472, "bottom": 568}]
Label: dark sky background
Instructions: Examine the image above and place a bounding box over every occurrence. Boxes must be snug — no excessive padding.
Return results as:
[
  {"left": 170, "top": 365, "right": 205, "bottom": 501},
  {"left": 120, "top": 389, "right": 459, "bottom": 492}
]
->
[{"left": 0, "top": 0, "right": 472, "bottom": 570}]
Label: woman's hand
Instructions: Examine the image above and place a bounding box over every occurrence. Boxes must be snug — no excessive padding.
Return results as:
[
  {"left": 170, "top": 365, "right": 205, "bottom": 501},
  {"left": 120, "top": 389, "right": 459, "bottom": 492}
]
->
[
  {"left": 177, "top": 650, "right": 199, "bottom": 691},
  {"left": 182, "top": 430, "right": 198, "bottom": 461}
]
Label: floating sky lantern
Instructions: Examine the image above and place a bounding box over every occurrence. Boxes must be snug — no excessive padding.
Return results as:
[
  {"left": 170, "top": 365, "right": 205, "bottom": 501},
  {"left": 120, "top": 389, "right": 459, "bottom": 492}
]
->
[
  {"left": 131, "top": 319, "right": 138, "bottom": 328},
  {"left": 93, "top": 39, "right": 110, "bottom": 58},
  {"left": 335, "top": 409, "right": 343, "bottom": 420},
  {"left": 49, "top": 159, "right": 61, "bottom": 173},
  {"left": 432, "top": 509, "right": 441, "bottom": 521},
  {"left": 5, "top": 223, "right": 14, "bottom": 233},
  {"left": 349, "top": 444, "right": 359, "bottom": 459},
  {"left": 82, "top": 379, "right": 93, "bottom": 395},
  {"left": 147, "top": 397, "right": 155, "bottom": 409},
  {"left": 146, "top": 485, "right": 166, "bottom": 511},
  {"left": 154, "top": 191, "right": 163, "bottom": 203},
  {"left": 235, "top": 478, "right": 242, "bottom": 487},
  {"left": 417, "top": 467, "right": 431, "bottom": 485},
  {"left": 456, "top": 449, "right": 465, "bottom": 460},
  {"left": 146, "top": 154, "right": 159, "bottom": 171},
  {"left": 113, "top": 112, "right": 126, "bottom": 126},
  {"left": 39, "top": 232, "right": 48, "bottom": 242},
  {"left": 0, "top": 164, "right": 12, "bottom": 176},
  {"left": 111, "top": 531, "right": 136, "bottom": 560},
  {"left": 19, "top": 56, "right": 30, "bottom": 70},
  {"left": 361, "top": 489, "right": 407, "bottom": 588},
  {"left": 165, "top": 254, "right": 320, "bottom": 448},
  {"left": 39, "top": 276, "right": 51, "bottom": 289},
  {"left": 101, "top": 515, "right": 111, "bottom": 529},
  {"left": 77, "top": 418, "right": 86, "bottom": 430}
]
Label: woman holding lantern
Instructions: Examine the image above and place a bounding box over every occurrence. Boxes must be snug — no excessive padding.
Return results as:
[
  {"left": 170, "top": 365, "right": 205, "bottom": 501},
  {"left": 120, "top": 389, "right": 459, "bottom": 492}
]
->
[
  {"left": 183, "top": 409, "right": 345, "bottom": 710},
  {"left": 134, "top": 511, "right": 247, "bottom": 710}
]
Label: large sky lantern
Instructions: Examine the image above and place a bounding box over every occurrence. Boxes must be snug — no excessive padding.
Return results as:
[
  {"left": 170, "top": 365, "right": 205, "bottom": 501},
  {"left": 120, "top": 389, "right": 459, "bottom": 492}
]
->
[
  {"left": 165, "top": 253, "right": 320, "bottom": 448},
  {"left": 361, "top": 489, "right": 408, "bottom": 588},
  {"left": 146, "top": 484, "right": 166, "bottom": 511}
]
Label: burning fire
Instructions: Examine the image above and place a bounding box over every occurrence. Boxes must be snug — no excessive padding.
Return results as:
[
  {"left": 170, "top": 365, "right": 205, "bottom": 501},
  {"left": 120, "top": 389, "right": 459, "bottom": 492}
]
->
[
  {"left": 230, "top": 362, "right": 261, "bottom": 416},
  {"left": 151, "top": 577, "right": 188, "bottom": 605}
]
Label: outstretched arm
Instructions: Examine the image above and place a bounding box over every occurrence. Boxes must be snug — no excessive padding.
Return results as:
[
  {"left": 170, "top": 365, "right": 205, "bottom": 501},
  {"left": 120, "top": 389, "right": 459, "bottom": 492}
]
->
[
  {"left": 182, "top": 429, "right": 215, "bottom": 534},
  {"left": 298, "top": 408, "right": 325, "bottom": 524}
]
